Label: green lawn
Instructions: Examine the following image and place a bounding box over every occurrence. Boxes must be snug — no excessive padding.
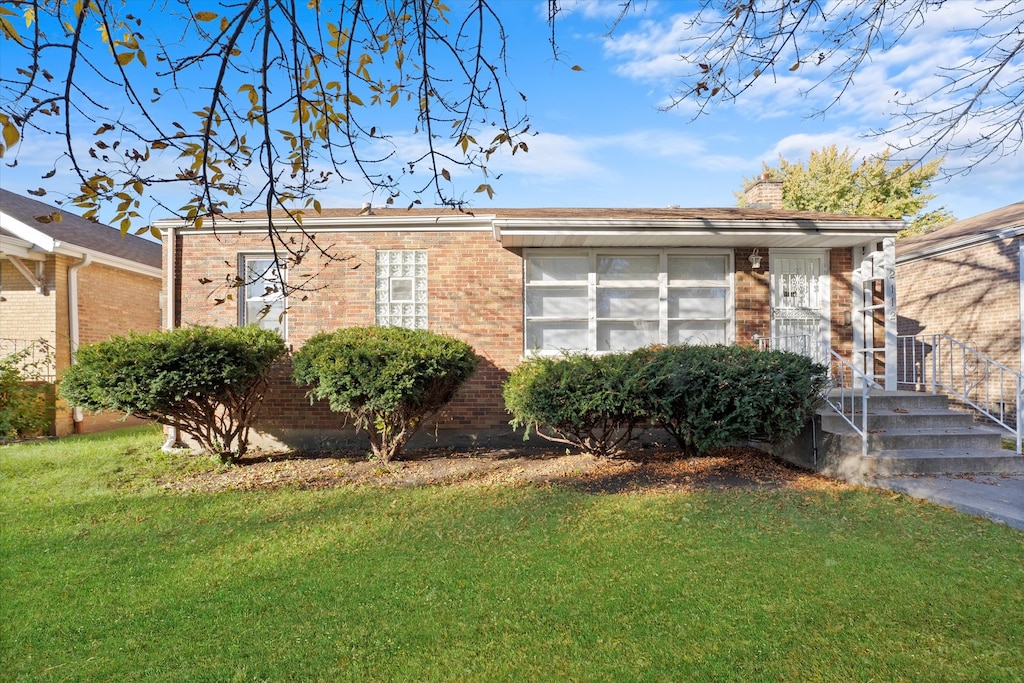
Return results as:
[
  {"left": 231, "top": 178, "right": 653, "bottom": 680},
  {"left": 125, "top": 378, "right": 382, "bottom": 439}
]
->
[{"left": 2, "top": 426, "right": 1023, "bottom": 682}]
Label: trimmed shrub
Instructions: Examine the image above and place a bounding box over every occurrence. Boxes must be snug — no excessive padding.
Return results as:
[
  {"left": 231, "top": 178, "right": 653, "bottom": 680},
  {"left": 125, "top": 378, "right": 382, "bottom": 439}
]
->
[
  {"left": 645, "top": 344, "right": 827, "bottom": 456},
  {"left": 59, "top": 326, "right": 287, "bottom": 461},
  {"left": 502, "top": 350, "right": 656, "bottom": 457},
  {"left": 503, "top": 345, "right": 827, "bottom": 459},
  {"left": 0, "top": 349, "right": 52, "bottom": 441},
  {"left": 292, "top": 326, "right": 479, "bottom": 463}
]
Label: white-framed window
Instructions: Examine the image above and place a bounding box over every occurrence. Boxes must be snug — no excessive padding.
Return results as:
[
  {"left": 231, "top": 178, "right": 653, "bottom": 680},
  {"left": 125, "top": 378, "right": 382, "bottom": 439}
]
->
[
  {"left": 239, "top": 254, "right": 286, "bottom": 337},
  {"left": 524, "top": 249, "right": 734, "bottom": 353},
  {"left": 376, "top": 249, "right": 427, "bottom": 329}
]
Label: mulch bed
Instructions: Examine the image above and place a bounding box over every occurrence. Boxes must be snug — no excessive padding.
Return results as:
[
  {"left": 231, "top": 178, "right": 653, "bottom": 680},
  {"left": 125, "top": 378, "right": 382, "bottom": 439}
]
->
[{"left": 164, "top": 444, "right": 850, "bottom": 494}]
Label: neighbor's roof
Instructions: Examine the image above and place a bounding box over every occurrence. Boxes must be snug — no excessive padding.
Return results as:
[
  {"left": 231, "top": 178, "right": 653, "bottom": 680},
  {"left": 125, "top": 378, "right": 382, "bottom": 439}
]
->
[
  {"left": 0, "top": 188, "right": 162, "bottom": 270},
  {"left": 158, "top": 205, "right": 902, "bottom": 249},
  {"left": 898, "top": 201, "right": 1024, "bottom": 263}
]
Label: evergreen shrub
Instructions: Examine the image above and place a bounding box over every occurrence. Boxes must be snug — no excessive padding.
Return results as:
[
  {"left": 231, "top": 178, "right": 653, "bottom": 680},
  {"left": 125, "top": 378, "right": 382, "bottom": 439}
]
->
[
  {"left": 502, "top": 350, "right": 656, "bottom": 457},
  {"left": 644, "top": 344, "right": 828, "bottom": 456},
  {"left": 292, "top": 326, "right": 479, "bottom": 463},
  {"left": 59, "top": 326, "right": 287, "bottom": 461},
  {"left": 503, "top": 345, "right": 827, "bottom": 458}
]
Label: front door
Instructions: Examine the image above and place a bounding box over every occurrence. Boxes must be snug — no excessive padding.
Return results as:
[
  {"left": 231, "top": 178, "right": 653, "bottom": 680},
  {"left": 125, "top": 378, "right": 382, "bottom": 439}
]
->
[{"left": 770, "top": 250, "right": 830, "bottom": 362}]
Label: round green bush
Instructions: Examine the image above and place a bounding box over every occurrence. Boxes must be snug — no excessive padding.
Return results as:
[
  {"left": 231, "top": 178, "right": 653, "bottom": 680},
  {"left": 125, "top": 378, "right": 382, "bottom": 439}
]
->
[
  {"left": 504, "top": 345, "right": 827, "bottom": 458},
  {"left": 59, "top": 326, "right": 287, "bottom": 460},
  {"left": 644, "top": 344, "right": 828, "bottom": 456},
  {"left": 292, "top": 326, "right": 479, "bottom": 462},
  {"left": 502, "top": 350, "right": 654, "bottom": 457}
]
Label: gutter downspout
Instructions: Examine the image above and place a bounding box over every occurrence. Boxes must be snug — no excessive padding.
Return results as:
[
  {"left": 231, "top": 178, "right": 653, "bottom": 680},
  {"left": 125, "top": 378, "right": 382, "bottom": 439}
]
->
[
  {"left": 162, "top": 223, "right": 181, "bottom": 451},
  {"left": 68, "top": 254, "right": 92, "bottom": 433}
]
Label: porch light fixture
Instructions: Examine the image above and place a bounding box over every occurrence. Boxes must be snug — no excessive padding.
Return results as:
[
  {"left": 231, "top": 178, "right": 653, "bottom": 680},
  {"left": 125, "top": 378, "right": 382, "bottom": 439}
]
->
[{"left": 748, "top": 248, "right": 763, "bottom": 270}]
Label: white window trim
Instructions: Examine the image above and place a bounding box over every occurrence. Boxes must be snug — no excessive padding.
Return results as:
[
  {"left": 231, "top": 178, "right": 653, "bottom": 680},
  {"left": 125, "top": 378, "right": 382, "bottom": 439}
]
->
[
  {"left": 238, "top": 253, "right": 287, "bottom": 338},
  {"left": 523, "top": 248, "right": 735, "bottom": 354}
]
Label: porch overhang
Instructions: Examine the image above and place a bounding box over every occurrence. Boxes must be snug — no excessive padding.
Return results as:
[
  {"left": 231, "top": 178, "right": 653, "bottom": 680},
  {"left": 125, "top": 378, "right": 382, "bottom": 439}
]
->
[{"left": 492, "top": 218, "right": 901, "bottom": 249}]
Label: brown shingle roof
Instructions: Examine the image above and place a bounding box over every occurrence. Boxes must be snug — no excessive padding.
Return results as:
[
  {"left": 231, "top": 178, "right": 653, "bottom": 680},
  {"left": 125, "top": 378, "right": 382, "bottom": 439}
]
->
[
  {"left": 0, "top": 188, "right": 162, "bottom": 268},
  {"left": 898, "top": 201, "right": 1024, "bottom": 256},
  {"left": 212, "top": 205, "right": 898, "bottom": 223}
]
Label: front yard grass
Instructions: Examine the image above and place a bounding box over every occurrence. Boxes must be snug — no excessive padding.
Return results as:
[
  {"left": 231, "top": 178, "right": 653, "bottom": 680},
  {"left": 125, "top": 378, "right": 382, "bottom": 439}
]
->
[{"left": 2, "top": 426, "right": 1023, "bottom": 682}]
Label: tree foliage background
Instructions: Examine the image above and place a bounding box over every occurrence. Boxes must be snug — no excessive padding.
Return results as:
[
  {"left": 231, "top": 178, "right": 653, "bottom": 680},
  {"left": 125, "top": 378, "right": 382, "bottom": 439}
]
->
[{"left": 737, "top": 145, "right": 956, "bottom": 237}]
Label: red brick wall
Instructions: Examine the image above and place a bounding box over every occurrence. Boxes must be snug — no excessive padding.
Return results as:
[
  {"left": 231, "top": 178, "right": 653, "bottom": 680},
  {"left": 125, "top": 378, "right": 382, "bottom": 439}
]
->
[
  {"left": 1, "top": 254, "right": 160, "bottom": 436},
  {"left": 174, "top": 231, "right": 860, "bottom": 446},
  {"left": 175, "top": 229, "right": 525, "bottom": 439},
  {"left": 72, "top": 262, "right": 162, "bottom": 435},
  {"left": 77, "top": 263, "right": 162, "bottom": 344},
  {"left": 830, "top": 248, "right": 854, "bottom": 357},
  {"left": 735, "top": 247, "right": 770, "bottom": 345},
  {"left": 898, "top": 237, "right": 1020, "bottom": 372}
]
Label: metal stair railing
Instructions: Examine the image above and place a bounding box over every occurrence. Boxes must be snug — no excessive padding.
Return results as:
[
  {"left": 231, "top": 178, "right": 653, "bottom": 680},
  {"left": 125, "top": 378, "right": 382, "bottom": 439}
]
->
[
  {"left": 755, "top": 334, "right": 878, "bottom": 457},
  {"left": 897, "top": 334, "right": 1023, "bottom": 454},
  {"left": 822, "top": 347, "right": 880, "bottom": 458}
]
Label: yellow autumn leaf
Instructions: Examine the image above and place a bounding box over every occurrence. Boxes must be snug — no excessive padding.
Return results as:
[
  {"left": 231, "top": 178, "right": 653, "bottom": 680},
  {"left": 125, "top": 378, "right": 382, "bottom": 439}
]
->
[
  {"left": 116, "top": 51, "right": 135, "bottom": 66},
  {"left": 2, "top": 120, "right": 20, "bottom": 151},
  {"left": 195, "top": 11, "right": 218, "bottom": 22}
]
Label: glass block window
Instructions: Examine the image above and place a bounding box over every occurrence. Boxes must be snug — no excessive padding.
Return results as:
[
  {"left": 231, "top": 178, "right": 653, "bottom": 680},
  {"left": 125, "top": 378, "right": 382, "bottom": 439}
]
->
[
  {"left": 525, "top": 249, "right": 733, "bottom": 353},
  {"left": 376, "top": 250, "right": 427, "bottom": 329},
  {"left": 239, "top": 255, "right": 286, "bottom": 337}
]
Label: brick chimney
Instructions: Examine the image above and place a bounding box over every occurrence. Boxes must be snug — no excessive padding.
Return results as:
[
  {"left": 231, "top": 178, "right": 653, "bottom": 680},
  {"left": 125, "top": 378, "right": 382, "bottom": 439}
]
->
[{"left": 744, "top": 173, "right": 783, "bottom": 209}]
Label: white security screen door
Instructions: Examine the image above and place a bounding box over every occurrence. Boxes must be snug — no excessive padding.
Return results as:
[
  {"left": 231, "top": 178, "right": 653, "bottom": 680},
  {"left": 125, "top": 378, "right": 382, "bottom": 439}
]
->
[{"left": 770, "top": 250, "right": 830, "bottom": 362}]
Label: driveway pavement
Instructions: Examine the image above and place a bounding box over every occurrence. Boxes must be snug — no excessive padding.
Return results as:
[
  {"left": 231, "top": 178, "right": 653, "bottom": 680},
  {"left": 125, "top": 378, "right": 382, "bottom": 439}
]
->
[{"left": 871, "top": 474, "right": 1024, "bottom": 531}]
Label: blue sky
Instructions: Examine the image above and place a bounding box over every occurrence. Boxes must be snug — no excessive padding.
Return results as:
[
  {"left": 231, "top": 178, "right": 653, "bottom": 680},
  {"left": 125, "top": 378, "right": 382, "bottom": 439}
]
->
[{"left": 1, "top": 0, "right": 1020, "bottom": 225}]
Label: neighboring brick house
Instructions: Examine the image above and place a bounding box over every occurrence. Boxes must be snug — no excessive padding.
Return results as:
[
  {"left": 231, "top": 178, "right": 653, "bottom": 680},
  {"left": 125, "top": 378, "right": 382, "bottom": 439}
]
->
[
  {"left": 897, "top": 201, "right": 1024, "bottom": 375},
  {"left": 0, "top": 189, "right": 163, "bottom": 435},
  {"left": 159, "top": 180, "right": 902, "bottom": 450}
]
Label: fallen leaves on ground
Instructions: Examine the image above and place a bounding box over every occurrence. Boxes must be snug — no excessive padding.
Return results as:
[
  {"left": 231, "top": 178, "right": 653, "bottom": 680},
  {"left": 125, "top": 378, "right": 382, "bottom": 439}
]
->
[{"left": 163, "top": 444, "right": 850, "bottom": 495}]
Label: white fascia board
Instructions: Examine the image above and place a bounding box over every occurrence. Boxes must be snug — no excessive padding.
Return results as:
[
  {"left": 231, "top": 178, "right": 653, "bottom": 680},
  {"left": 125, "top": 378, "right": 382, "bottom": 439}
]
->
[
  {"left": 1, "top": 214, "right": 160, "bottom": 277},
  {"left": 493, "top": 218, "right": 900, "bottom": 248},
  {"left": 156, "top": 213, "right": 496, "bottom": 235},
  {"left": 897, "top": 224, "right": 1024, "bottom": 264},
  {"left": 0, "top": 238, "right": 161, "bottom": 278},
  {"left": 54, "top": 243, "right": 162, "bottom": 279},
  {"left": 0, "top": 210, "right": 59, "bottom": 251},
  {"left": 0, "top": 233, "right": 44, "bottom": 259}
]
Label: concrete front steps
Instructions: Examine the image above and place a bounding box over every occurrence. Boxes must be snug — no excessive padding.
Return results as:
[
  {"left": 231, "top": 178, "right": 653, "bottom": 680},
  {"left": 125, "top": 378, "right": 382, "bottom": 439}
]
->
[{"left": 818, "top": 390, "right": 1024, "bottom": 479}]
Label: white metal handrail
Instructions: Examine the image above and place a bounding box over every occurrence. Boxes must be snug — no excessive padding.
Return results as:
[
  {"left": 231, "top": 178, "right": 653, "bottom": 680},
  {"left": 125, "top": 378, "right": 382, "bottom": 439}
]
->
[
  {"left": 755, "top": 334, "right": 878, "bottom": 457},
  {"left": 822, "top": 346, "right": 880, "bottom": 458},
  {"left": 897, "top": 334, "right": 1022, "bottom": 453}
]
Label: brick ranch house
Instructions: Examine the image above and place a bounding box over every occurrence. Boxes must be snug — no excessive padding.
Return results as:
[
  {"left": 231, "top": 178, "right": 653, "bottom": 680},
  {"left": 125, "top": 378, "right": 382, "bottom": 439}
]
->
[
  {"left": 897, "top": 202, "right": 1023, "bottom": 426},
  {"left": 0, "top": 188, "right": 163, "bottom": 435},
  {"left": 158, "top": 179, "right": 903, "bottom": 450}
]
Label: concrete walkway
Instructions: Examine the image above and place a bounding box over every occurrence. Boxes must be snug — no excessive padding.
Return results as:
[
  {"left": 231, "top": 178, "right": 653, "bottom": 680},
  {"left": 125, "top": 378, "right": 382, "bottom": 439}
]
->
[{"left": 871, "top": 474, "right": 1024, "bottom": 531}]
